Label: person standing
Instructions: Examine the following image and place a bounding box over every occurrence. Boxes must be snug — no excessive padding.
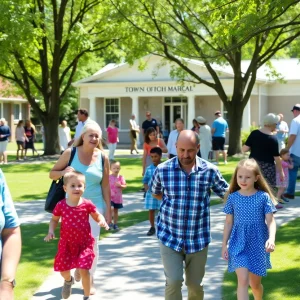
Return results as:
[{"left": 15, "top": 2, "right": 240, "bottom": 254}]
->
[
  {"left": 211, "top": 111, "right": 228, "bottom": 165},
  {"left": 15, "top": 120, "right": 26, "bottom": 160},
  {"left": 58, "top": 120, "right": 71, "bottom": 152},
  {"left": 275, "top": 114, "right": 289, "bottom": 151},
  {"left": 142, "top": 111, "right": 159, "bottom": 136},
  {"left": 167, "top": 118, "right": 185, "bottom": 158},
  {"left": 106, "top": 120, "right": 119, "bottom": 161},
  {"left": 284, "top": 104, "right": 300, "bottom": 200},
  {"left": 24, "top": 120, "right": 39, "bottom": 159},
  {"left": 196, "top": 116, "right": 212, "bottom": 161},
  {"left": 151, "top": 130, "right": 229, "bottom": 300},
  {"left": 129, "top": 114, "right": 140, "bottom": 154},
  {"left": 0, "top": 118, "right": 10, "bottom": 164}
]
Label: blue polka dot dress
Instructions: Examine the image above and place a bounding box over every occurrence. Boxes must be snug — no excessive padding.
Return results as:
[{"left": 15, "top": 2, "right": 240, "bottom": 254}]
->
[{"left": 223, "top": 190, "right": 277, "bottom": 276}]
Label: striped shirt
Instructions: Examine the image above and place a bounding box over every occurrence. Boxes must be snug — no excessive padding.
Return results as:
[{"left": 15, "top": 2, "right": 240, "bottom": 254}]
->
[{"left": 151, "top": 156, "right": 229, "bottom": 253}]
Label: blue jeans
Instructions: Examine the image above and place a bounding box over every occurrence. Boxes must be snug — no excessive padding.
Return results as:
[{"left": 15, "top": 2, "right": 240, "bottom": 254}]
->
[{"left": 286, "top": 153, "right": 300, "bottom": 195}]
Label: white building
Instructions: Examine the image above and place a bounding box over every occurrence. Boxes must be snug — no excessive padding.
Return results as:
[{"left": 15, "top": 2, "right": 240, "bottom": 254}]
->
[{"left": 73, "top": 54, "right": 300, "bottom": 143}]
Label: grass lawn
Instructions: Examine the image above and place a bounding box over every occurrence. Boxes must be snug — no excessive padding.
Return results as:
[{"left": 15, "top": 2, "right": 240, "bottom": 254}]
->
[
  {"left": 222, "top": 218, "right": 300, "bottom": 300},
  {"left": 15, "top": 210, "right": 149, "bottom": 300}
]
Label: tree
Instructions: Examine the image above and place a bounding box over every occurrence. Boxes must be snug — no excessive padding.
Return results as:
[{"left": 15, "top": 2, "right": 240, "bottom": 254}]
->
[
  {"left": 0, "top": 0, "right": 117, "bottom": 154},
  {"left": 110, "top": 0, "right": 300, "bottom": 155}
]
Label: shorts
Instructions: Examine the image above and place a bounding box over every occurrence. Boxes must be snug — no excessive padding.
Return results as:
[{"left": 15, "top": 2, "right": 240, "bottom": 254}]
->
[
  {"left": 17, "top": 141, "right": 25, "bottom": 146},
  {"left": 212, "top": 136, "right": 225, "bottom": 151},
  {"left": 111, "top": 201, "right": 123, "bottom": 209},
  {"left": 0, "top": 141, "right": 8, "bottom": 153}
]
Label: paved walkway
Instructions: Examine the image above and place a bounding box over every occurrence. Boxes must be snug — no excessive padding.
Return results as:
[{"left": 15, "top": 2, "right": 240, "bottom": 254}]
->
[{"left": 17, "top": 194, "right": 299, "bottom": 300}]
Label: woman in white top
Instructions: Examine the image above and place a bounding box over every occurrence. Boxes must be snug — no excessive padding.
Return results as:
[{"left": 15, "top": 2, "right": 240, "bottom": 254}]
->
[
  {"left": 196, "top": 116, "right": 212, "bottom": 161},
  {"left": 15, "top": 120, "right": 26, "bottom": 160},
  {"left": 58, "top": 120, "right": 71, "bottom": 152}
]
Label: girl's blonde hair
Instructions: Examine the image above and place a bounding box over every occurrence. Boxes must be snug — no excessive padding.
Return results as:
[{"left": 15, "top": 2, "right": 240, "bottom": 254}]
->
[
  {"left": 224, "top": 158, "right": 277, "bottom": 205},
  {"left": 73, "top": 121, "right": 103, "bottom": 150}
]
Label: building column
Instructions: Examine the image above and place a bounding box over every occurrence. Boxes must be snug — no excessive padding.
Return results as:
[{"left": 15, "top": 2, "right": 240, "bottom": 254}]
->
[
  {"left": 89, "top": 97, "right": 97, "bottom": 121},
  {"left": 131, "top": 96, "right": 139, "bottom": 125},
  {"left": 242, "top": 99, "right": 251, "bottom": 130},
  {"left": 187, "top": 95, "right": 195, "bottom": 130}
]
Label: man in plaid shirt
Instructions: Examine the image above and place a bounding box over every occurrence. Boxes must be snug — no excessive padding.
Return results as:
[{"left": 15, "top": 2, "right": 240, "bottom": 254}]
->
[{"left": 151, "top": 130, "right": 229, "bottom": 300}]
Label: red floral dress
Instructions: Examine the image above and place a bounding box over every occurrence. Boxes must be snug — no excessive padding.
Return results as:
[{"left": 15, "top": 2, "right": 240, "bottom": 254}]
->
[{"left": 53, "top": 199, "right": 96, "bottom": 271}]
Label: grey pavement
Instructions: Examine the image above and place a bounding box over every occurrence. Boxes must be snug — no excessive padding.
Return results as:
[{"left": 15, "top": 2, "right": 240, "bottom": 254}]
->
[{"left": 26, "top": 194, "right": 300, "bottom": 300}]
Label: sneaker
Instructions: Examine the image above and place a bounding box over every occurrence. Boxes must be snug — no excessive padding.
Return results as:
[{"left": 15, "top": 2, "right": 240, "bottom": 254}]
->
[
  {"left": 283, "top": 193, "right": 295, "bottom": 199},
  {"left": 74, "top": 268, "right": 81, "bottom": 282},
  {"left": 147, "top": 226, "right": 156, "bottom": 236},
  {"left": 224, "top": 161, "right": 228, "bottom": 165},
  {"left": 61, "top": 276, "right": 74, "bottom": 299},
  {"left": 83, "top": 297, "right": 90, "bottom": 300},
  {"left": 275, "top": 204, "right": 284, "bottom": 209},
  {"left": 113, "top": 224, "right": 120, "bottom": 231},
  {"left": 277, "top": 199, "right": 285, "bottom": 204},
  {"left": 281, "top": 196, "right": 289, "bottom": 203},
  {"left": 109, "top": 223, "right": 114, "bottom": 230}
]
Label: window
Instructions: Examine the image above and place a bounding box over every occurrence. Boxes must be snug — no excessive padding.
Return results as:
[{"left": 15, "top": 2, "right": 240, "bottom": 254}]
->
[
  {"left": 164, "top": 96, "right": 187, "bottom": 103},
  {"left": 14, "top": 104, "right": 21, "bottom": 120},
  {"left": 105, "top": 98, "right": 119, "bottom": 127}
]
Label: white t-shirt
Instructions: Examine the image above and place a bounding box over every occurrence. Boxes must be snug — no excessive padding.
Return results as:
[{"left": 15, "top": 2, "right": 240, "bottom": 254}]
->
[
  {"left": 167, "top": 129, "right": 180, "bottom": 156},
  {"left": 58, "top": 126, "right": 71, "bottom": 151},
  {"left": 289, "top": 115, "right": 300, "bottom": 156}
]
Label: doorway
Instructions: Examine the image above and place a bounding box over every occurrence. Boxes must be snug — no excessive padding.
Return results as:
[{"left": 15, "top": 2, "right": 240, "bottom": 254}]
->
[{"left": 163, "top": 97, "right": 187, "bottom": 140}]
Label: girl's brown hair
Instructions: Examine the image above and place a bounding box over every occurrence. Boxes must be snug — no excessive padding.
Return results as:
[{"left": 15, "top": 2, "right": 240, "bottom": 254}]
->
[
  {"left": 279, "top": 148, "right": 289, "bottom": 157},
  {"left": 224, "top": 158, "right": 277, "bottom": 205},
  {"left": 144, "top": 127, "right": 156, "bottom": 144},
  {"left": 17, "top": 120, "right": 24, "bottom": 127}
]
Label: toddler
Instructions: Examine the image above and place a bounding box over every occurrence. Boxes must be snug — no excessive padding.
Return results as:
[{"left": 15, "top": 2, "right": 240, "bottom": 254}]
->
[{"left": 44, "top": 171, "right": 109, "bottom": 300}]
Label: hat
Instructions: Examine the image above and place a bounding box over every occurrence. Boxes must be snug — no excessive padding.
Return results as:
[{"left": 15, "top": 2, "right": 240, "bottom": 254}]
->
[
  {"left": 291, "top": 104, "right": 300, "bottom": 112},
  {"left": 196, "top": 116, "right": 206, "bottom": 123},
  {"left": 263, "top": 113, "right": 280, "bottom": 125},
  {"left": 214, "top": 110, "right": 221, "bottom": 116}
]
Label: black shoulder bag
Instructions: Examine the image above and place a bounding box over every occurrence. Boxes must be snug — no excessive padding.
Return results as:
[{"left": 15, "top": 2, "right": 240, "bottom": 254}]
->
[{"left": 44, "top": 147, "right": 76, "bottom": 213}]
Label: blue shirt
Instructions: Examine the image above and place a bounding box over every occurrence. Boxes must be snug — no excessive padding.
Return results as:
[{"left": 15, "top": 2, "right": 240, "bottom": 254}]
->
[
  {"left": 212, "top": 117, "right": 228, "bottom": 137},
  {"left": 151, "top": 157, "right": 229, "bottom": 253},
  {"left": 0, "top": 170, "right": 20, "bottom": 260},
  {"left": 0, "top": 125, "right": 11, "bottom": 142}
]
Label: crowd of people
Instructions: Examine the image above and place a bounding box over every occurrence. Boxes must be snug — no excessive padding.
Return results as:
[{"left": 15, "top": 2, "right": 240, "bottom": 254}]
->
[{"left": 1, "top": 103, "right": 299, "bottom": 300}]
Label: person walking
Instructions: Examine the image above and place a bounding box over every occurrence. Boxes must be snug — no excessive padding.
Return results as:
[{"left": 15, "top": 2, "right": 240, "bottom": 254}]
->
[
  {"left": 196, "top": 116, "right": 212, "bottom": 161},
  {"left": 129, "top": 114, "right": 140, "bottom": 154},
  {"left": 24, "top": 120, "right": 39, "bottom": 159},
  {"left": 222, "top": 159, "right": 277, "bottom": 300},
  {"left": 211, "top": 111, "right": 228, "bottom": 164},
  {"left": 142, "top": 111, "right": 159, "bottom": 136},
  {"left": 58, "top": 120, "right": 71, "bottom": 152},
  {"left": 151, "top": 130, "right": 229, "bottom": 300},
  {"left": 44, "top": 171, "right": 109, "bottom": 300},
  {"left": 15, "top": 120, "right": 26, "bottom": 160},
  {"left": 0, "top": 118, "right": 10, "bottom": 164},
  {"left": 50, "top": 121, "right": 111, "bottom": 295},
  {"left": 242, "top": 113, "right": 284, "bottom": 209},
  {"left": 284, "top": 104, "right": 300, "bottom": 200},
  {"left": 106, "top": 119, "right": 119, "bottom": 161},
  {"left": 275, "top": 113, "right": 289, "bottom": 151},
  {"left": 167, "top": 118, "right": 185, "bottom": 158}
]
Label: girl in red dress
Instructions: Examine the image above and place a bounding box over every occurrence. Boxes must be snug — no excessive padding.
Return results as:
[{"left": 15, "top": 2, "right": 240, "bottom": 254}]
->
[{"left": 45, "top": 171, "right": 109, "bottom": 300}]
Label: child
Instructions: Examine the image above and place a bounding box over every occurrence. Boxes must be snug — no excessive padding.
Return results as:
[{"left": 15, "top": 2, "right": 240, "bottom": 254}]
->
[
  {"left": 276, "top": 148, "right": 293, "bottom": 204},
  {"left": 106, "top": 119, "right": 119, "bottom": 161},
  {"left": 142, "top": 127, "right": 167, "bottom": 176},
  {"left": 222, "top": 159, "right": 277, "bottom": 300},
  {"left": 15, "top": 120, "right": 26, "bottom": 160},
  {"left": 109, "top": 160, "right": 127, "bottom": 231},
  {"left": 44, "top": 171, "right": 109, "bottom": 300},
  {"left": 143, "top": 147, "right": 162, "bottom": 236}
]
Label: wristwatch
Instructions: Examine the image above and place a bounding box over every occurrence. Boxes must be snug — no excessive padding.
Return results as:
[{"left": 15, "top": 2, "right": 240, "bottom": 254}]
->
[{"left": 1, "top": 278, "right": 16, "bottom": 288}]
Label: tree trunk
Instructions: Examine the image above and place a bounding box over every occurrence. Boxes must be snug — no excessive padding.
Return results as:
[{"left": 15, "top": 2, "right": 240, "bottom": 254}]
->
[
  {"left": 42, "top": 112, "right": 60, "bottom": 155},
  {"left": 226, "top": 103, "right": 244, "bottom": 156}
]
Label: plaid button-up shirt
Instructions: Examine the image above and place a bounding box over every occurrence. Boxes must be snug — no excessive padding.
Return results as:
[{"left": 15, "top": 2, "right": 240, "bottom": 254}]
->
[{"left": 151, "top": 157, "right": 229, "bottom": 253}]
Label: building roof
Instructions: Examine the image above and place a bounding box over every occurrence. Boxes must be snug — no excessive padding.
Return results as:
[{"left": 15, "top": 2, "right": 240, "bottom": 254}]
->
[
  {"left": 0, "top": 79, "right": 27, "bottom": 102},
  {"left": 73, "top": 54, "right": 300, "bottom": 86}
]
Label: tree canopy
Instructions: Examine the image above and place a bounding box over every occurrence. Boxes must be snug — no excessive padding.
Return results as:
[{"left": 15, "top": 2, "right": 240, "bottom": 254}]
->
[
  {"left": 0, "top": 0, "right": 118, "bottom": 154},
  {"left": 110, "top": 0, "right": 300, "bottom": 154}
]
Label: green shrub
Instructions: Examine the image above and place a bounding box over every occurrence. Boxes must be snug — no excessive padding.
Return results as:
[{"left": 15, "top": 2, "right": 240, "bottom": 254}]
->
[
  {"left": 70, "top": 131, "right": 75, "bottom": 138},
  {"left": 241, "top": 126, "right": 259, "bottom": 145}
]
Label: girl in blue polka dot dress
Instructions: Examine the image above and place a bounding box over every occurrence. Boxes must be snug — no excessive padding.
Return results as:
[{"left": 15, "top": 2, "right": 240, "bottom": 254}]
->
[{"left": 222, "top": 158, "right": 277, "bottom": 300}]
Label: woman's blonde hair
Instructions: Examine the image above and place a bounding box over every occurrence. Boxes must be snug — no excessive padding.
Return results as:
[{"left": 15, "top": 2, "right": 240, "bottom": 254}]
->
[
  {"left": 224, "top": 158, "right": 277, "bottom": 205},
  {"left": 73, "top": 121, "right": 103, "bottom": 150}
]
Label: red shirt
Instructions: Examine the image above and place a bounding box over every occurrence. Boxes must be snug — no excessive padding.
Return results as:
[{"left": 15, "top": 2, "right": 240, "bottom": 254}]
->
[{"left": 107, "top": 126, "right": 118, "bottom": 143}]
